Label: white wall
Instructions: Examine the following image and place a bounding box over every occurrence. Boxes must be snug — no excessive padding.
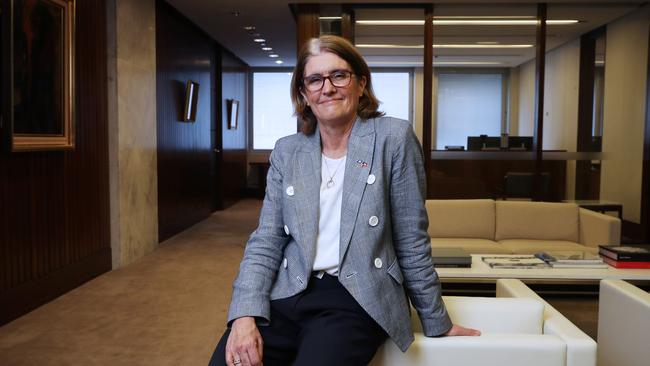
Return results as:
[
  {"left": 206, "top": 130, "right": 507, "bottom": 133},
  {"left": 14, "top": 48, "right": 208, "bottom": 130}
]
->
[
  {"left": 544, "top": 39, "right": 581, "bottom": 199},
  {"left": 508, "top": 67, "right": 520, "bottom": 135},
  {"left": 513, "top": 40, "right": 581, "bottom": 199},
  {"left": 601, "top": 6, "right": 649, "bottom": 224},
  {"left": 543, "top": 39, "right": 581, "bottom": 152},
  {"left": 516, "top": 59, "right": 536, "bottom": 137},
  {"left": 413, "top": 69, "right": 438, "bottom": 147}
]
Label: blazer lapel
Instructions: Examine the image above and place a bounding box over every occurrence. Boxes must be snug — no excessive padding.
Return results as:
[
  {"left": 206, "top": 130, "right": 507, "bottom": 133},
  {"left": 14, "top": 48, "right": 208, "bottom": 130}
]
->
[
  {"left": 339, "top": 118, "right": 376, "bottom": 263},
  {"left": 291, "top": 128, "right": 321, "bottom": 266}
]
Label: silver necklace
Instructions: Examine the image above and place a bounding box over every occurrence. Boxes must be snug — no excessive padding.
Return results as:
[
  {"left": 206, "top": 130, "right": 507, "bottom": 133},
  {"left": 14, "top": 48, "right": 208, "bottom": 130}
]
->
[{"left": 323, "top": 155, "right": 344, "bottom": 189}]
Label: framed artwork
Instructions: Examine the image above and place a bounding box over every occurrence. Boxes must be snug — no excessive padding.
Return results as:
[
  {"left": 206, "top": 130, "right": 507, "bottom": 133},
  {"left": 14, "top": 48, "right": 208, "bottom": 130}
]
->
[
  {"left": 183, "top": 80, "right": 199, "bottom": 122},
  {"left": 227, "top": 99, "right": 239, "bottom": 130},
  {"left": 1, "top": 0, "right": 76, "bottom": 152}
]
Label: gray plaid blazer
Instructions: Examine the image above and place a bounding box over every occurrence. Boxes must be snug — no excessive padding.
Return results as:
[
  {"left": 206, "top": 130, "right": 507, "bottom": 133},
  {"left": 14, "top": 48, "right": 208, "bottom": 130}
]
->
[{"left": 227, "top": 116, "right": 452, "bottom": 352}]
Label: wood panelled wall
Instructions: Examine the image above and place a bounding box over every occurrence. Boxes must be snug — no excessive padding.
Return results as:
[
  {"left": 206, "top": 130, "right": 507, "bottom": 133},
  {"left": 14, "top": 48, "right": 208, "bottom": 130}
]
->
[
  {"left": 219, "top": 50, "right": 249, "bottom": 209},
  {"left": 0, "top": 0, "right": 111, "bottom": 325},
  {"left": 156, "top": 1, "right": 214, "bottom": 242}
]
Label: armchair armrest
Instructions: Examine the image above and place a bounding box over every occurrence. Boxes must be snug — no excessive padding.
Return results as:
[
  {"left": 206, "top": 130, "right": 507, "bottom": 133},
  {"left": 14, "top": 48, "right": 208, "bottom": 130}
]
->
[
  {"left": 598, "top": 280, "right": 650, "bottom": 366},
  {"left": 496, "top": 279, "right": 597, "bottom": 366},
  {"left": 578, "top": 208, "right": 621, "bottom": 247},
  {"left": 372, "top": 333, "right": 566, "bottom": 366}
]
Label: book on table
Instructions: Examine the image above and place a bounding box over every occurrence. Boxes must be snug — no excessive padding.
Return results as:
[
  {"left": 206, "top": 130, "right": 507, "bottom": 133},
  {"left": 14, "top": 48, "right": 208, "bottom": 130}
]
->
[
  {"left": 534, "top": 250, "right": 606, "bottom": 268},
  {"left": 431, "top": 247, "right": 472, "bottom": 268},
  {"left": 599, "top": 245, "right": 650, "bottom": 261},
  {"left": 601, "top": 256, "right": 650, "bottom": 269},
  {"left": 481, "top": 255, "right": 549, "bottom": 269}
]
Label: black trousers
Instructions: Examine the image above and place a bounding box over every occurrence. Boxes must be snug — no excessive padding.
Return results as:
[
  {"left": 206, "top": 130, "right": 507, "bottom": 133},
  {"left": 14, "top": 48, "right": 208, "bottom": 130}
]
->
[{"left": 209, "top": 274, "right": 388, "bottom": 366}]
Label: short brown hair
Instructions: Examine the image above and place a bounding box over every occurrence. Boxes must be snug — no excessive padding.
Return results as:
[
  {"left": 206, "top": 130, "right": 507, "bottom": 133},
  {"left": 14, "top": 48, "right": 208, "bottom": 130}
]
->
[{"left": 290, "top": 35, "right": 384, "bottom": 135}]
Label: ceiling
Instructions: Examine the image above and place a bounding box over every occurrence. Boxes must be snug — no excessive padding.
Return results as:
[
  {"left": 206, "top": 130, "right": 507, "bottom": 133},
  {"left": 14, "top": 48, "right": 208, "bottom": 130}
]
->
[{"left": 164, "top": 1, "right": 645, "bottom": 68}]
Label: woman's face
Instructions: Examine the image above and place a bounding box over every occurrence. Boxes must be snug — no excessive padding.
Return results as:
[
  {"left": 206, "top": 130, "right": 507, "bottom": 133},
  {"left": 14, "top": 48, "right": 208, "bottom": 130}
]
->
[{"left": 301, "top": 52, "right": 366, "bottom": 126}]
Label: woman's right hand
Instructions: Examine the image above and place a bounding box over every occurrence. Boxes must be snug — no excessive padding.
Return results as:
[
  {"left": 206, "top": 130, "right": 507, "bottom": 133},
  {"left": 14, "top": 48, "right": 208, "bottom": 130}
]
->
[{"left": 225, "top": 317, "right": 264, "bottom": 366}]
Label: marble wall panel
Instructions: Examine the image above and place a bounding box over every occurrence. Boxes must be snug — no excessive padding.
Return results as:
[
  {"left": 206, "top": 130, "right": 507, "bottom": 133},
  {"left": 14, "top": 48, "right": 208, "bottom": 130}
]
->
[{"left": 110, "top": 0, "right": 159, "bottom": 267}]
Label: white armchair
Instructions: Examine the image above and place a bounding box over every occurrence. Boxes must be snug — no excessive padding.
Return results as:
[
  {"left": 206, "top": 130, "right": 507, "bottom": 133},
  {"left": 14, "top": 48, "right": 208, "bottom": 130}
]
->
[
  {"left": 597, "top": 279, "right": 650, "bottom": 366},
  {"left": 370, "top": 279, "right": 596, "bottom": 366}
]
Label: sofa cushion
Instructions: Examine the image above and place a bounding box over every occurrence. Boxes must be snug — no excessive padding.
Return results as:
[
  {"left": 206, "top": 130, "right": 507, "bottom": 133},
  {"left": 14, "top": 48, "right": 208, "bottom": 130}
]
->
[
  {"left": 495, "top": 201, "right": 579, "bottom": 242},
  {"left": 430, "top": 238, "right": 509, "bottom": 255},
  {"left": 442, "top": 296, "right": 544, "bottom": 334},
  {"left": 426, "top": 199, "right": 495, "bottom": 240},
  {"left": 498, "top": 239, "right": 598, "bottom": 255}
]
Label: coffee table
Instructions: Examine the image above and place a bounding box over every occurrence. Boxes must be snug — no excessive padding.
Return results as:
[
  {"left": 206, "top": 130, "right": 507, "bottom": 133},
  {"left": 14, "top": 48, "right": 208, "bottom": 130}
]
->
[{"left": 436, "top": 254, "right": 650, "bottom": 286}]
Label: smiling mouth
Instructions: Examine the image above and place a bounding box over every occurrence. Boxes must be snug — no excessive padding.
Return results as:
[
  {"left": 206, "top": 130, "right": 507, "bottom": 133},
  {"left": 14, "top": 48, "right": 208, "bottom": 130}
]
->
[{"left": 320, "top": 99, "right": 342, "bottom": 104}]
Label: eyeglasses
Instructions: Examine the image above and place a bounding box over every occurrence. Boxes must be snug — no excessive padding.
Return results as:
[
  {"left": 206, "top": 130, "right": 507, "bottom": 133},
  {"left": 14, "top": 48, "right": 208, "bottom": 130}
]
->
[{"left": 303, "top": 70, "right": 354, "bottom": 92}]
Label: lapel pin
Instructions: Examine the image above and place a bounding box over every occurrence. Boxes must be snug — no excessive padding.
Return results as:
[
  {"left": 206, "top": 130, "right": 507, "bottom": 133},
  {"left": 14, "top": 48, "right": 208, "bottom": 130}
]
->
[{"left": 356, "top": 160, "right": 368, "bottom": 168}]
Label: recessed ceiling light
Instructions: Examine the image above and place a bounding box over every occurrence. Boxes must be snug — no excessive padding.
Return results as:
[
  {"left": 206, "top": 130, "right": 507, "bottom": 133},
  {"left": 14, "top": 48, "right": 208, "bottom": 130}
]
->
[
  {"left": 319, "top": 16, "right": 342, "bottom": 20},
  {"left": 243, "top": 26, "right": 255, "bottom": 31},
  {"left": 275, "top": 60, "right": 284, "bottom": 64},
  {"left": 262, "top": 47, "right": 273, "bottom": 51},
  {"left": 269, "top": 54, "right": 279, "bottom": 58},
  {"left": 355, "top": 43, "right": 533, "bottom": 49},
  {"left": 366, "top": 61, "right": 505, "bottom": 66},
  {"left": 253, "top": 38, "right": 266, "bottom": 43},
  {"left": 356, "top": 19, "right": 579, "bottom": 26},
  {"left": 253, "top": 33, "right": 261, "bottom": 37},
  {"left": 437, "top": 44, "right": 533, "bottom": 49},
  {"left": 230, "top": 11, "right": 240, "bottom": 17},
  {"left": 434, "top": 61, "right": 504, "bottom": 65}
]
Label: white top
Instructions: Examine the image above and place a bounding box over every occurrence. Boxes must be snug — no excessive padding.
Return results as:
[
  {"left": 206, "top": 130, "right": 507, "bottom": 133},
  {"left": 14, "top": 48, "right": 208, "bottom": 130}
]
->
[{"left": 313, "top": 154, "right": 346, "bottom": 275}]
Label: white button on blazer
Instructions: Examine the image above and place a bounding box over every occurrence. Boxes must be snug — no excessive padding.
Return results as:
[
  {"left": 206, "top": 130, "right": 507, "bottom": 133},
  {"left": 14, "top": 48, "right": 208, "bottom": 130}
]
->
[
  {"left": 367, "top": 174, "right": 376, "bottom": 185},
  {"left": 369, "top": 216, "right": 379, "bottom": 227}
]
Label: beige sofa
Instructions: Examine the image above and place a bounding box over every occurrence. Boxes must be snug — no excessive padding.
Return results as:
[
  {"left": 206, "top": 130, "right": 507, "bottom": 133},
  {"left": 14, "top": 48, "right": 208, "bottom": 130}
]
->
[{"left": 426, "top": 199, "right": 621, "bottom": 255}]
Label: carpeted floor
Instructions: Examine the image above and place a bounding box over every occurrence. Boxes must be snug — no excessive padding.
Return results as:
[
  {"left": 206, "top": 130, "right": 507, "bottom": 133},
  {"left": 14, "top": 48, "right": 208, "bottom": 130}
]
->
[
  {"left": 0, "top": 198, "right": 599, "bottom": 365},
  {"left": 0, "top": 199, "right": 261, "bottom": 366}
]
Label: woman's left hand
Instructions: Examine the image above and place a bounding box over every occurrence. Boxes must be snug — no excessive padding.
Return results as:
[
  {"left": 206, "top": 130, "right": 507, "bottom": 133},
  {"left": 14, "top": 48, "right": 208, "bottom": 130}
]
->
[{"left": 443, "top": 324, "right": 481, "bottom": 336}]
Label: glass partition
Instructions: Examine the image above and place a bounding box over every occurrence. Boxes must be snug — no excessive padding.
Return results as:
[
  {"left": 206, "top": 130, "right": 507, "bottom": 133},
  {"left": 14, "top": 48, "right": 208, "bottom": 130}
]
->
[
  {"left": 353, "top": 7, "right": 423, "bottom": 129},
  {"left": 429, "top": 4, "right": 539, "bottom": 200},
  {"left": 301, "top": 2, "right": 647, "bottom": 231}
]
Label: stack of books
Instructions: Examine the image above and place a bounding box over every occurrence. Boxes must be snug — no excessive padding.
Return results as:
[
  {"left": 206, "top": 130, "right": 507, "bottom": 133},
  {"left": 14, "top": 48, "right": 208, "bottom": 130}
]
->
[
  {"left": 599, "top": 245, "right": 650, "bottom": 268},
  {"left": 534, "top": 251, "right": 607, "bottom": 268}
]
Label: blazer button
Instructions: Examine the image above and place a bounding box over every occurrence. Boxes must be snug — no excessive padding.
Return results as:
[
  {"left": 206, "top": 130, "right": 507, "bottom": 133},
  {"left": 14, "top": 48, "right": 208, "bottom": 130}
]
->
[
  {"left": 374, "top": 258, "right": 383, "bottom": 269},
  {"left": 369, "top": 216, "right": 379, "bottom": 227},
  {"left": 283, "top": 258, "right": 288, "bottom": 268},
  {"left": 284, "top": 225, "right": 290, "bottom": 235},
  {"left": 367, "top": 174, "right": 376, "bottom": 185},
  {"left": 286, "top": 186, "right": 294, "bottom": 196}
]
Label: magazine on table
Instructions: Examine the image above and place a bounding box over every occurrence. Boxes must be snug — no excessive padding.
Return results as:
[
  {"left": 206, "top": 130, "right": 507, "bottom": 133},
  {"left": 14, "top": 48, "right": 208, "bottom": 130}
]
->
[{"left": 481, "top": 255, "right": 550, "bottom": 269}]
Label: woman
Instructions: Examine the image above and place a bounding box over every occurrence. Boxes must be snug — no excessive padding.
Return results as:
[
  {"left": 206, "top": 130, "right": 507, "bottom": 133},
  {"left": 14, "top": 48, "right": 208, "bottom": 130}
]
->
[{"left": 210, "top": 35, "right": 479, "bottom": 366}]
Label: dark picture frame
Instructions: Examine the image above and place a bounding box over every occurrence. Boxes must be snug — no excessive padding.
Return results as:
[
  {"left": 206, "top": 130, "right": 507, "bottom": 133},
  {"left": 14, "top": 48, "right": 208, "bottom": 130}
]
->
[
  {"left": 227, "top": 99, "right": 239, "bottom": 130},
  {"left": 1, "top": 0, "right": 76, "bottom": 152},
  {"left": 183, "top": 80, "right": 199, "bottom": 122}
]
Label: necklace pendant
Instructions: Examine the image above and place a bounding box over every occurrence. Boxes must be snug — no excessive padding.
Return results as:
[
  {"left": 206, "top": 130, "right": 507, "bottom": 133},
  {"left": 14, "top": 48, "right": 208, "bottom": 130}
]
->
[{"left": 326, "top": 179, "right": 335, "bottom": 188}]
